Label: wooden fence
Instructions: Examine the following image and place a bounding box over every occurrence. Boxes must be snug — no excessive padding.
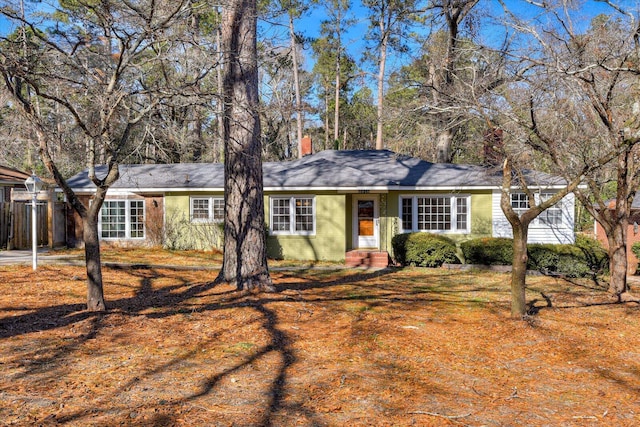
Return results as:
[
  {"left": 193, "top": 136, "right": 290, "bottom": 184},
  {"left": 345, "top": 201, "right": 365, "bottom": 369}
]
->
[
  {"left": 0, "top": 193, "right": 67, "bottom": 250},
  {"left": 0, "top": 202, "right": 10, "bottom": 249}
]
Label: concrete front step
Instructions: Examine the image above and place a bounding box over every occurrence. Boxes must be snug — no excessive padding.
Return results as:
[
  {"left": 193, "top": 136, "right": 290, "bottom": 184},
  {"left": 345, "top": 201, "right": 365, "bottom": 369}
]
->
[{"left": 345, "top": 250, "right": 390, "bottom": 268}]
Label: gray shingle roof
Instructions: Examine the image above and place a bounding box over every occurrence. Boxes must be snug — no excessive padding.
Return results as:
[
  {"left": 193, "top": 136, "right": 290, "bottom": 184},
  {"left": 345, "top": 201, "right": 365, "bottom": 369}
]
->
[{"left": 65, "top": 149, "right": 565, "bottom": 192}]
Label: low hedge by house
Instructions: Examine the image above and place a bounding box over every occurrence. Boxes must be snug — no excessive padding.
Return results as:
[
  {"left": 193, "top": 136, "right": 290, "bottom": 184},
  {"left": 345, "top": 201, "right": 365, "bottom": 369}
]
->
[
  {"left": 392, "top": 233, "right": 460, "bottom": 267},
  {"left": 392, "top": 233, "right": 607, "bottom": 277},
  {"left": 459, "top": 237, "right": 513, "bottom": 266},
  {"left": 460, "top": 235, "right": 608, "bottom": 277}
]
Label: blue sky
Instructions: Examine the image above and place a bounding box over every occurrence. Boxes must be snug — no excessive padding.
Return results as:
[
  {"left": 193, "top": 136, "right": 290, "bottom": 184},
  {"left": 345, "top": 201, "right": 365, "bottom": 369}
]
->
[
  {"left": 287, "top": 0, "right": 619, "bottom": 74},
  {"left": 0, "top": 0, "right": 629, "bottom": 76}
]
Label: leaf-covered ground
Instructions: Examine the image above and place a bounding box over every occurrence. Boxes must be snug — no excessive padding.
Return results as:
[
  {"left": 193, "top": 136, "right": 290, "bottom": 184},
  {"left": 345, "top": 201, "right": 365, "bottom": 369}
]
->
[{"left": 1, "top": 249, "right": 639, "bottom": 426}]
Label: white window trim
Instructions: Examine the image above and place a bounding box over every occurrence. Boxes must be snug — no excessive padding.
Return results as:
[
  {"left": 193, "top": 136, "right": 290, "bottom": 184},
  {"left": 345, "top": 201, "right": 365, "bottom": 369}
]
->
[
  {"left": 99, "top": 199, "right": 146, "bottom": 240},
  {"left": 398, "top": 194, "right": 471, "bottom": 234},
  {"left": 269, "top": 195, "right": 316, "bottom": 236},
  {"left": 190, "top": 196, "right": 224, "bottom": 223},
  {"left": 510, "top": 192, "right": 564, "bottom": 228}
]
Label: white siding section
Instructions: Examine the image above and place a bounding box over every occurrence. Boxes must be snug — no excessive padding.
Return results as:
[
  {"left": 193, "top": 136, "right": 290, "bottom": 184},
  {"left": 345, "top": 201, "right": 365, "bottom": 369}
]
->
[{"left": 491, "top": 190, "right": 575, "bottom": 244}]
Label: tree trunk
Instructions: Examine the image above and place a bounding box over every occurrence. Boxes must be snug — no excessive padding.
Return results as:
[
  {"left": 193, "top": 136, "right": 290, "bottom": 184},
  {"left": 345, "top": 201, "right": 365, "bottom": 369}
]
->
[
  {"left": 324, "top": 85, "right": 330, "bottom": 150},
  {"left": 510, "top": 223, "right": 529, "bottom": 318},
  {"left": 607, "top": 220, "right": 629, "bottom": 298},
  {"left": 82, "top": 215, "right": 106, "bottom": 311},
  {"left": 217, "top": 0, "right": 273, "bottom": 292},
  {"left": 35, "top": 125, "right": 111, "bottom": 311},
  {"left": 608, "top": 148, "right": 632, "bottom": 299},
  {"left": 290, "top": 13, "right": 304, "bottom": 158},
  {"left": 342, "top": 127, "right": 347, "bottom": 150},
  {"left": 375, "top": 17, "right": 387, "bottom": 151},
  {"left": 334, "top": 58, "right": 340, "bottom": 144},
  {"left": 216, "top": 12, "right": 225, "bottom": 162},
  {"left": 436, "top": 128, "right": 453, "bottom": 163}
]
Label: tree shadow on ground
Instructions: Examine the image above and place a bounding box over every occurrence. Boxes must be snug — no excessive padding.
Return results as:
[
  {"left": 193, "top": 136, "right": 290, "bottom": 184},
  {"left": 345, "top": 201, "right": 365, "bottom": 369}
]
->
[
  {"left": 3, "top": 265, "right": 630, "bottom": 426},
  {"left": 3, "top": 267, "right": 399, "bottom": 426}
]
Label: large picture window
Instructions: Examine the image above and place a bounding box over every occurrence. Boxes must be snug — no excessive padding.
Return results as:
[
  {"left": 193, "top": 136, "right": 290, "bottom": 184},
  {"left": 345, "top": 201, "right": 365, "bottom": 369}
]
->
[
  {"left": 191, "top": 197, "right": 224, "bottom": 222},
  {"left": 100, "top": 200, "right": 145, "bottom": 239},
  {"left": 270, "top": 196, "right": 315, "bottom": 235},
  {"left": 400, "top": 195, "right": 469, "bottom": 233}
]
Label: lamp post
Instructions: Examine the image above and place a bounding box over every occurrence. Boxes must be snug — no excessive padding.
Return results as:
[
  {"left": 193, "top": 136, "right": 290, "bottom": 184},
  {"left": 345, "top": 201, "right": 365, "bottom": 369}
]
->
[{"left": 24, "top": 173, "right": 44, "bottom": 271}]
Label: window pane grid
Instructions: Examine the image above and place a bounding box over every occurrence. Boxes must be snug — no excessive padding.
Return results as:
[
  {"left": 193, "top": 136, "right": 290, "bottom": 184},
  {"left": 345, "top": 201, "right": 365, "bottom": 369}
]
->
[
  {"left": 272, "top": 198, "right": 291, "bottom": 231},
  {"left": 192, "top": 198, "right": 210, "bottom": 220},
  {"left": 456, "top": 197, "right": 467, "bottom": 230},
  {"left": 540, "top": 193, "right": 562, "bottom": 225},
  {"left": 511, "top": 193, "right": 529, "bottom": 216},
  {"left": 101, "top": 201, "right": 126, "bottom": 238},
  {"left": 130, "top": 201, "right": 145, "bottom": 238},
  {"left": 418, "top": 197, "right": 451, "bottom": 231},
  {"left": 271, "top": 196, "right": 314, "bottom": 234},
  {"left": 101, "top": 200, "right": 144, "bottom": 239},
  {"left": 401, "top": 198, "right": 413, "bottom": 230},
  {"left": 212, "top": 198, "right": 225, "bottom": 221},
  {"left": 402, "top": 195, "right": 468, "bottom": 233},
  {"left": 295, "top": 198, "right": 313, "bottom": 232},
  {"left": 540, "top": 208, "right": 562, "bottom": 225},
  {"left": 191, "top": 197, "right": 224, "bottom": 222},
  {"left": 512, "top": 192, "right": 563, "bottom": 225}
]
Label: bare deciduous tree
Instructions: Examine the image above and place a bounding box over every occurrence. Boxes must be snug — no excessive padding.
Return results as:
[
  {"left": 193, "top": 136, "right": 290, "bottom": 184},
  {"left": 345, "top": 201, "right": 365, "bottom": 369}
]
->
[
  {"left": 497, "top": 2, "right": 640, "bottom": 304},
  {"left": 0, "top": 0, "right": 210, "bottom": 310}
]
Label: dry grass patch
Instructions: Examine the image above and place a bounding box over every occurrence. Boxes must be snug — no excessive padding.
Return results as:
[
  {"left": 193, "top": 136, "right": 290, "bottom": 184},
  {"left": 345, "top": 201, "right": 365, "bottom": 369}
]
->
[{"left": 1, "top": 259, "right": 639, "bottom": 426}]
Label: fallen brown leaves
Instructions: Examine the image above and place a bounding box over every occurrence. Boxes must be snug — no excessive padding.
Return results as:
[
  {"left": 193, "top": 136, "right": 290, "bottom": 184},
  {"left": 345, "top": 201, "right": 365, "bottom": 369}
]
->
[{"left": 1, "top": 252, "right": 639, "bottom": 426}]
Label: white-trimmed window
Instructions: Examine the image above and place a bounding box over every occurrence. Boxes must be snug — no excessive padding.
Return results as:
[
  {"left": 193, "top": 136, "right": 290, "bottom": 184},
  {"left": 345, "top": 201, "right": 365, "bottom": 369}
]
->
[
  {"left": 191, "top": 197, "right": 224, "bottom": 222},
  {"left": 510, "top": 192, "right": 563, "bottom": 226},
  {"left": 539, "top": 193, "right": 563, "bottom": 225},
  {"left": 100, "top": 200, "right": 145, "bottom": 239},
  {"left": 511, "top": 193, "right": 530, "bottom": 217},
  {"left": 400, "top": 195, "right": 469, "bottom": 233},
  {"left": 270, "top": 196, "right": 315, "bottom": 235}
]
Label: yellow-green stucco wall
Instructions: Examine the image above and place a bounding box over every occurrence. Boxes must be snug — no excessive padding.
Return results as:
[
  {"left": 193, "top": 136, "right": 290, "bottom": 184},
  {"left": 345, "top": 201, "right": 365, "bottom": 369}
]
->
[
  {"left": 165, "top": 191, "right": 347, "bottom": 261},
  {"left": 164, "top": 190, "right": 494, "bottom": 262},
  {"left": 164, "top": 191, "right": 225, "bottom": 250},
  {"left": 266, "top": 192, "right": 346, "bottom": 261}
]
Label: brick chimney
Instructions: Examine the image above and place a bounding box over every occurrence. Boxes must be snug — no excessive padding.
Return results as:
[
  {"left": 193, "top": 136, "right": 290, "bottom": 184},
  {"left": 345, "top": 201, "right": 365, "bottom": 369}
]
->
[{"left": 301, "top": 135, "right": 313, "bottom": 157}]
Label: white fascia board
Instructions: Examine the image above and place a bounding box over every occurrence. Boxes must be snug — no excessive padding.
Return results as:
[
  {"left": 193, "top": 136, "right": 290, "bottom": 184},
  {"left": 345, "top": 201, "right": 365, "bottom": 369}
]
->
[
  {"left": 158, "top": 188, "right": 224, "bottom": 192},
  {"left": 266, "top": 186, "right": 390, "bottom": 193},
  {"left": 508, "top": 185, "right": 576, "bottom": 191},
  {"left": 399, "top": 184, "right": 574, "bottom": 192},
  {"left": 59, "top": 187, "right": 97, "bottom": 194},
  {"left": 102, "top": 190, "right": 151, "bottom": 196},
  {"left": 65, "top": 187, "right": 225, "bottom": 193},
  {"left": 64, "top": 184, "right": 576, "bottom": 194},
  {"left": 399, "top": 185, "right": 498, "bottom": 191}
]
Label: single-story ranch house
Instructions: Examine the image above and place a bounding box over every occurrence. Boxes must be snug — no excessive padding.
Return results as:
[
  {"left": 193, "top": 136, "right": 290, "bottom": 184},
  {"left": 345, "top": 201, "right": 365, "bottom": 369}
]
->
[{"left": 65, "top": 149, "right": 576, "bottom": 266}]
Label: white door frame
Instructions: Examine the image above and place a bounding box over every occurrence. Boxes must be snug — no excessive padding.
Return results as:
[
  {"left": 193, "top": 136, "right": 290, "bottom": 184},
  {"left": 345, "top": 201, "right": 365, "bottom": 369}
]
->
[{"left": 352, "top": 194, "right": 380, "bottom": 249}]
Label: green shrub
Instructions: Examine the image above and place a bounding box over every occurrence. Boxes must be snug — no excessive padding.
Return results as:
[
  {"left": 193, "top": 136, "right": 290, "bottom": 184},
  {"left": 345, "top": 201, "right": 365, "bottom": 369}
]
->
[
  {"left": 527, "top": 244, "right": 560, "bottom": 273},
  {"left": 460, "top": 237, "right": 513, "bottom": 265},
  {"left": 556, "top": 254, "right": 593, "bottom": 278},
  {"left": 392, "top": 233, "right": 459, "bottom": 267},
  {"left": 459, "top": 235, "right": 607, "bottom": 278},
  {"left": 575, "top": 234, "right": 609, "bottom": 274},
  {"left": 631, "top": 241, "right": 640, "bottom": 261},
  {"left": 528, "top": 243, "right": 592, "bottom": 277}
]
